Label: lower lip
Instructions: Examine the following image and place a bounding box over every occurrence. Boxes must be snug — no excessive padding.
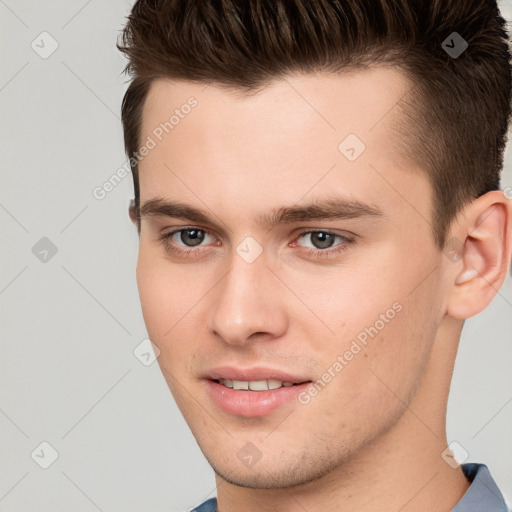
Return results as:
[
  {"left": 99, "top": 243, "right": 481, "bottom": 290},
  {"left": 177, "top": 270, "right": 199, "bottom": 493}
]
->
[{"left": 205, "top": 380, "right": 312, "bottom": 417}]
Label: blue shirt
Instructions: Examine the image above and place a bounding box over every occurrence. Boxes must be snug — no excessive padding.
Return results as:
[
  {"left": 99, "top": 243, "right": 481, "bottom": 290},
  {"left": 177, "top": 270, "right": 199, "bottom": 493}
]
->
[{"left": 191, "top": 463, "right": 511, "bottom": 512}]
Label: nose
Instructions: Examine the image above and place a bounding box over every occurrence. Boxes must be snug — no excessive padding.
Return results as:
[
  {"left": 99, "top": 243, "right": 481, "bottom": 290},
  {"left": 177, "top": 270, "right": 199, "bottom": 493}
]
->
[{"left": 207, "top": 249, "right": 289, "bottom": 347}]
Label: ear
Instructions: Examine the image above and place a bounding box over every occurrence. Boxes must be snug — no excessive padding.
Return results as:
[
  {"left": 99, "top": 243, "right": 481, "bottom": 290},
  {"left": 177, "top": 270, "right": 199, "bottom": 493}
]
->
[
  {"left": 128, "top": 198, "right": 138, "bottom": 225},
  {"left": 445, "top": 190, "right": 512, "bottom": 320}
]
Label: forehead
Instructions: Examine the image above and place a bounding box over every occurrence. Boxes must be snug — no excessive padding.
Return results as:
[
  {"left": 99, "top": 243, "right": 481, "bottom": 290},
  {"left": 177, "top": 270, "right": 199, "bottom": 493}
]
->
[
  {"left": 138, "top": 67, "right": 428, "bottom": 228},
  {"left": 141, "top": 67, "right": 411, "bottom": 144}
]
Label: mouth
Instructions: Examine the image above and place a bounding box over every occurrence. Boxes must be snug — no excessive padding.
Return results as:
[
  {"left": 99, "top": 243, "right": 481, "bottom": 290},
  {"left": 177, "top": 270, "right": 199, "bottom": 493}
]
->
[
  {"left": 203, "top": 368, "right": 313, "bottom": 417},
  {"left": 212, "top": 378, "right": 306, "bottom": 390}
]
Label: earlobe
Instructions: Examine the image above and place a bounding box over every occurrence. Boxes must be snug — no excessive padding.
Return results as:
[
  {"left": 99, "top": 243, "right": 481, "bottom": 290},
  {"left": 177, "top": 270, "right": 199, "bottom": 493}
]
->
[{"left": 446, "top": 191, "right": 512, "bottom": 319}]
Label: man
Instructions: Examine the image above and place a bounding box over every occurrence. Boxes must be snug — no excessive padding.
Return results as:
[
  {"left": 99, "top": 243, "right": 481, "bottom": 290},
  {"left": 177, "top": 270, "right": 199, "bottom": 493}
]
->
[{"left": 117, "top": 1, "right": 512, "bottom": 510}]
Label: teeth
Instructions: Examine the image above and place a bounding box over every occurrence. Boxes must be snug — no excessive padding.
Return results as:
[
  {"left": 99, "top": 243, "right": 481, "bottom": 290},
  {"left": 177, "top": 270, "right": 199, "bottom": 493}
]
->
[
  {"left": 248, "top": 380, "right": 268, "bottom": 391},
  {"left": 217, "top": 379, "right": 298, "bottom": 390},
  {"left": 268, "top": 379, "right": 283, "bottom": 389}
]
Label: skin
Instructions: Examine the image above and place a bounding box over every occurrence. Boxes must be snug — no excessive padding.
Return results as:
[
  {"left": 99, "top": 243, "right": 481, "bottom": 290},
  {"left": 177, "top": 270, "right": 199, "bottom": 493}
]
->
[{"left": 133, "top": 67, "right": 512, "bottom": 512}]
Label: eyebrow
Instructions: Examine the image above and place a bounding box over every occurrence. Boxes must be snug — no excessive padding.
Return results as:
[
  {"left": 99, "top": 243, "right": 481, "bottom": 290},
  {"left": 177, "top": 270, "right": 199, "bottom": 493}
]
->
[{"left": 139, "top": 195, "right": 385, "bottom": 230}]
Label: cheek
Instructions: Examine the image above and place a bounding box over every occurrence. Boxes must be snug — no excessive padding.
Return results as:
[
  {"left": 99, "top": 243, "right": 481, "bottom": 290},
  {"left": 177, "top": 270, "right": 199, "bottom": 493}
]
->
[
  {"left": 135, "top": 251, "right": 195, "bottom": 340},
  {"left": 280, "top": 257, "right": 402, "bottom": 342},
  {"left": 136, "top": 256, "right": 167, "bottom": 338},
  {"left": 135, "top": 254, "right": 200, "bottom": 404},
  {"left": 135, "top": 247, "right": 218, "bottom": 377},
  {"left": 290, "top": 248, "right": 440, "bottom": 400}
]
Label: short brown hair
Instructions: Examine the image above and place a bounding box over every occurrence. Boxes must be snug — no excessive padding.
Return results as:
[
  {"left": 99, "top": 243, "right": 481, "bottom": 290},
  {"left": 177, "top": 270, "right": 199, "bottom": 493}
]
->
[{"left": 117, "top": 0, "right": 512, "bottom": 248}]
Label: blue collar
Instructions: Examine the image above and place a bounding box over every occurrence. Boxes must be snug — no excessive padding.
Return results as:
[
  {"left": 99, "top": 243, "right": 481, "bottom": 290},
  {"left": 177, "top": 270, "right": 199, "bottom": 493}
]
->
[{"left": 451, "top": 463, "right": 510, "bottom": 511}]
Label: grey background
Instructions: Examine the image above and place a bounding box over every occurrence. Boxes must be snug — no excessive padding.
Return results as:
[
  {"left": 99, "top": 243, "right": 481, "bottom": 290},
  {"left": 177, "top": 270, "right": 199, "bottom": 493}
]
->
[{"left": 0, "top": 1, "right": 511, "bottom": 511}]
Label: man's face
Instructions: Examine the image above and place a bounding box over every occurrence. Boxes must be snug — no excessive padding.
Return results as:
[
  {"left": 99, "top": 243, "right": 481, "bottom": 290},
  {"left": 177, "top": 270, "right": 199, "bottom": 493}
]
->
[{"left": 136, "top": 68, "right": 449, "bottom": 488}]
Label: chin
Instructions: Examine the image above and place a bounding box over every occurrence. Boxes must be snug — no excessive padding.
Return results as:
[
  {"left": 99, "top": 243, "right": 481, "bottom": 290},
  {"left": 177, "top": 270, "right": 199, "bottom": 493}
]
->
[{"left": 204, "top": 450, "right": 341, "bottom": 490}]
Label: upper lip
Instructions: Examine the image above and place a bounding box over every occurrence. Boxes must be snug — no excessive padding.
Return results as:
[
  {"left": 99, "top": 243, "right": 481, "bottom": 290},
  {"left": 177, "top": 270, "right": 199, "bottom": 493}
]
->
[{"left": 205, "top": 366, "right": 312, "bottom": 383}]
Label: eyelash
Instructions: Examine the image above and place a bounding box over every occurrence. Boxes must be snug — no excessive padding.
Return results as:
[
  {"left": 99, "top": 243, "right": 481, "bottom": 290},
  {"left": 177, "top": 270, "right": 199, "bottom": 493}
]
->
[{"left": 157, "top": 227, "right": 355, "bottom": 259}]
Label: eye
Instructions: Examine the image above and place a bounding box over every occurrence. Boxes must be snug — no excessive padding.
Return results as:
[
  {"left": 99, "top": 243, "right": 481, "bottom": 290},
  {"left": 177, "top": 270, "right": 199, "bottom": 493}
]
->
[
  {"left": 297, "top": 231, "right": 338, "bottom": 249},
  {"left": 297, "top": 230, "right": 354, "bottom": 257},
  {"left": 165, "top": 228, "right": 215, "bottom": 247},
  {"left": 157, "top": 227, "right": 218, "bottom": 256}
]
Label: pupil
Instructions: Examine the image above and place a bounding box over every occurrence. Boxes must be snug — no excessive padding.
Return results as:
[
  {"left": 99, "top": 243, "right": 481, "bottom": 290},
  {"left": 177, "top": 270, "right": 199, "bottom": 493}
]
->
[
  {"left": 181, "top": 229, "right": 205, "bottom": 246},
  {"left": 312, "top": 232, "right": 334, "bottom": 249}
]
